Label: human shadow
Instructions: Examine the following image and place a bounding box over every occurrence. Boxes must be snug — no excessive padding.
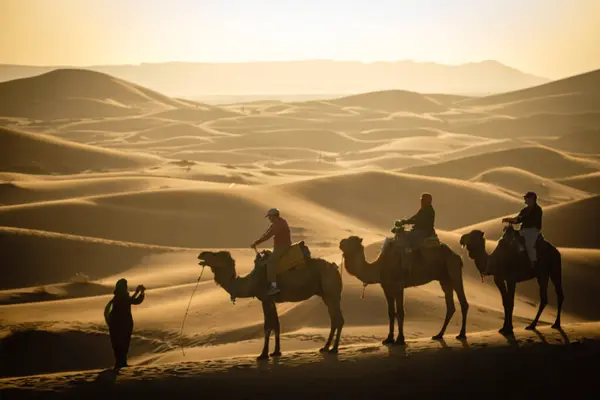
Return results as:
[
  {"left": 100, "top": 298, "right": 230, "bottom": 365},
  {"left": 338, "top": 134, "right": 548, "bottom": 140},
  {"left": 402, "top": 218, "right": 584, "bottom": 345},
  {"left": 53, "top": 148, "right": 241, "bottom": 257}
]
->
[{"left": 94, "top": 368, "right": 118, "bottom": 385}]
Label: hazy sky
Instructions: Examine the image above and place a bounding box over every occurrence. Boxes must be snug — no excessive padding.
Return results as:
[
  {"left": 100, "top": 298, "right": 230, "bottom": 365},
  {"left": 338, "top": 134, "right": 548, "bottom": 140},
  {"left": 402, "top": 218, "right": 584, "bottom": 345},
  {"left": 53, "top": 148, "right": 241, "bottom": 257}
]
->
[{"left": 1, "top": 0, "right": 599, "bottom": 79}]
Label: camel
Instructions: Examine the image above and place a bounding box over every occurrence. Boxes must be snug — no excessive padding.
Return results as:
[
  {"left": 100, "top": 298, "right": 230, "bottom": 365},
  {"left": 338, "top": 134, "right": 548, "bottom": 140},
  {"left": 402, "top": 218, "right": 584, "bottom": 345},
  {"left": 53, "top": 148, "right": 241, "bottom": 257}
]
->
[
  {"left": 197, "top": 246, "right": 344, "bottom": 360},
  {"left": 338, "top": 229, "right": 468, "bottom": 345},
  {"left": 459, "top": 225, "right": 563, "bottom": 336}
]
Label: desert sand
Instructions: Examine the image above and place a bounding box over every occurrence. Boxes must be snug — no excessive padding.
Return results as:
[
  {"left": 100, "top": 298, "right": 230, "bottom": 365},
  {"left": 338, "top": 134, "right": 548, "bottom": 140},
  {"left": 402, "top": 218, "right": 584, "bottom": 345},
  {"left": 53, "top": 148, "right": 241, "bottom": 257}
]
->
[{"left": 1, "top": 68, "right": 599, "bottom": 398}]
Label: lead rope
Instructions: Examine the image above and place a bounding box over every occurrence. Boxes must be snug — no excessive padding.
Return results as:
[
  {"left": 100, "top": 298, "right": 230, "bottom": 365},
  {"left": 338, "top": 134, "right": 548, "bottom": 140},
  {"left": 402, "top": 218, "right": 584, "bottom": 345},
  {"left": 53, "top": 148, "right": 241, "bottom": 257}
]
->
[
  {"left": 361, "top": 283, "right": 368, "bottom": 299},
  {"left": 179, "top": 265, "right": 205, "bottom": 356}
]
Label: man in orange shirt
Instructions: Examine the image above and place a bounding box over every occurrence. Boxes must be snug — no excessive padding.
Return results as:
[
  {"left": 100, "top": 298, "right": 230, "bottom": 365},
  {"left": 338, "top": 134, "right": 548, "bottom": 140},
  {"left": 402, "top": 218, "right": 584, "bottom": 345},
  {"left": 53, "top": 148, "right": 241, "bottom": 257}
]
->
[{"left": 251, "top": 208, "right": 292, "bottom": 295}]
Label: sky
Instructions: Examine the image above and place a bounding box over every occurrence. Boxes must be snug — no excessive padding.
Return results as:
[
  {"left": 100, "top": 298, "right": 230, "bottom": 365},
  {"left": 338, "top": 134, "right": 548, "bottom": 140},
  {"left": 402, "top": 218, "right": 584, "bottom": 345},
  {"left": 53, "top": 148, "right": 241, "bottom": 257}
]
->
[{"left": 1, "top": 0, "right": 599, "bottom": 79}]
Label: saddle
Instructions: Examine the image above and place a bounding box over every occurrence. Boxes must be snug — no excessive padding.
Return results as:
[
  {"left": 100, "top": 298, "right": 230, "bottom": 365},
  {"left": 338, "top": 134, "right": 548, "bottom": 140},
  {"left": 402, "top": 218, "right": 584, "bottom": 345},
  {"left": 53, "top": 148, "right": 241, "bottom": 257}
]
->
[{"left": 259, "top": 241, "right": 312, "bottom": 276}]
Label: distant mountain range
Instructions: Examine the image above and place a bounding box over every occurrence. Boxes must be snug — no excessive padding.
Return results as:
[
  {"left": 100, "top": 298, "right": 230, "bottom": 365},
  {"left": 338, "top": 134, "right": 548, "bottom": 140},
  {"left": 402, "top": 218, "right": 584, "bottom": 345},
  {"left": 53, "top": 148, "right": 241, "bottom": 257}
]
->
[{"left": 0, "top": 60, "right": 548, "bottom": 99}]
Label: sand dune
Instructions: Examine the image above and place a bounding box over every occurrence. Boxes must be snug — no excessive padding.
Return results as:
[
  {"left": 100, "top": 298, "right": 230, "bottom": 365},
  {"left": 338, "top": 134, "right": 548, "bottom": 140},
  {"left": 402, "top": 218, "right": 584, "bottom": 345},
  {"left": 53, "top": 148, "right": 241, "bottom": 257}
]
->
[
  {"left": 276, "top": 170, "right": 522, "bottom": 230},
  {"left": 557, "top": 172, "right": 600, "bottom": 194},
  {"left": 60, "top": 117, "right": 168, "bottom": 133},
  {"left": 0, "top": 69, "right": 191, "bottom": 120},
  {"left": 0, "top": 127, "right": 162, "bottom": 174},
  {"left": 404, "top": 145, "right": 600, "bottom": 179},
  {"left": 453, "top": 112, "right": 600, "bottom": 139},
  {"left": 455, "top": 195, "right": 600, "bottom": 249},
  {"left": 146, "top": 106, "right": 240, "bottom": 122},
  {"left": 0, "top": 175, "right": 215, "bottom": 206},
  {"left": 0, "top": 226, "right": 183, "bottom": 290},
  {"left": 0, "top": 186, "right": 371, "bottom": 248},
  {"left": 533, "top": 129, "right": 600, "bottom": 154},
  {"left": 199, "top": 128, "right": 381, "bottom": 153},
  {"left": 461, "top": 68, "right": 600, "bottom": 114},
  {"left": 328, "top": 90, "right": 448, "bottom": 113},
  {"left": 471, "top": 167, "right": 590, "bottom": 204}
]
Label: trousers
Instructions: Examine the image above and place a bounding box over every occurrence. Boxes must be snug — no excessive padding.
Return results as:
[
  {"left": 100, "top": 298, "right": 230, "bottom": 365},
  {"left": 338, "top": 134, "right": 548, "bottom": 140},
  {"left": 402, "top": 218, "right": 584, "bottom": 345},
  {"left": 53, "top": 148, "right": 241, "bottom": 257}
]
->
[
  {"left": 520, "top": 228, "right": 540, "bottom": 263},
  {"left": 267, "top": 246, "right": 289, "bottom": 282}
]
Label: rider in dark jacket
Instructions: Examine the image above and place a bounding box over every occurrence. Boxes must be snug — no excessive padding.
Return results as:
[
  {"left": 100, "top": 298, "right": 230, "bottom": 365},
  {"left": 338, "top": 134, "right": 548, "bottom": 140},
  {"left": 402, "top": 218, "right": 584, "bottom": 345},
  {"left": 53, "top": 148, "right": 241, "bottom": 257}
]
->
[{"left": 400, "top": 193, "right": 436, "bottom": 249}]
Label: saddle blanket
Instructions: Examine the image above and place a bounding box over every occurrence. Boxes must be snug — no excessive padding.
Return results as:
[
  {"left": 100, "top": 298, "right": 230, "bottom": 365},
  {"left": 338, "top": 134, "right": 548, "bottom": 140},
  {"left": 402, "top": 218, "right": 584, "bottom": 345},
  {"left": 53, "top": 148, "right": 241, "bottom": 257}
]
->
[{"left": 276, "top": 241, "right": 309, "bottom": 275}]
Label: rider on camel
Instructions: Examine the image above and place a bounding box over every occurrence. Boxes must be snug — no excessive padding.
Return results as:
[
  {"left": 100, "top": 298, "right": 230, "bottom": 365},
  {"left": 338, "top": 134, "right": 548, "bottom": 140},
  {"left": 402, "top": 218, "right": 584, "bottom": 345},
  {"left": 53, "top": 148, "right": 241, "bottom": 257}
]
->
[{"left": 251, "top": 208, "right": 292, "bottom": 296}]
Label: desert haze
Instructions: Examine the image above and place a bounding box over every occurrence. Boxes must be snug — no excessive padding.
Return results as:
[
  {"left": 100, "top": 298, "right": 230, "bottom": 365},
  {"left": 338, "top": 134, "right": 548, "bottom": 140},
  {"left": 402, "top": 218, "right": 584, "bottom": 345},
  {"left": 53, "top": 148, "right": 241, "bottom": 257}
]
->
[{"left": 1, "top": 66, "right": 600, "bottom": 398}]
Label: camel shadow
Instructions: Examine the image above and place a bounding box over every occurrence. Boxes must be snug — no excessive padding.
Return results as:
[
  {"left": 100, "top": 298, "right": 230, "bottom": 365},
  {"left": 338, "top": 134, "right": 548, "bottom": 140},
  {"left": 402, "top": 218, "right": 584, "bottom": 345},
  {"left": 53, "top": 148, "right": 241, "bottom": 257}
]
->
[
  {"left": 457, "top": 337, "right": 470, "bottom": 349},
  {"left": 500, "top": 332, "right": 520, "bottom": 348},
  {"left": 384, "top": 342, "right": 407, "bottom": 358},
  {"left": 532, "top": 327, "right": 570, "bottom": 345},
  {"left": 432, "top": 337, "right": 451, "bottom": 351}
]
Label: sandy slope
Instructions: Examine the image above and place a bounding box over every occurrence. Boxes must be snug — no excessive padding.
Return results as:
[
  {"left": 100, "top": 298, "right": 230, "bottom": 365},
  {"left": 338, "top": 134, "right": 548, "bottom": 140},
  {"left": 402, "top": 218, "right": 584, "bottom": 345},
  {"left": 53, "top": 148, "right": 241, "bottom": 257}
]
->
[
  {"left": 0, "top": 69, "right": 192, "bottom": 120},
  {"left": 1, "top": 68, "right": 600, "bottom": 390},
  {"left": 460, "top": 68, "right": 600, "bottom": 111},
  {"left": 0, "top": 127, "right": 162, "bottom": 174},
  {"left": 470, "top": 166, "right": 590, "bottom": 204},
  {"left": 557, "top": 172, "right": 600, "bottom": 194},
  {"left": 404, "top": 145, "right": 600, "bottom": 179},
  {"left": 276, "top": 170, "right": 522, "bottom": 230}
]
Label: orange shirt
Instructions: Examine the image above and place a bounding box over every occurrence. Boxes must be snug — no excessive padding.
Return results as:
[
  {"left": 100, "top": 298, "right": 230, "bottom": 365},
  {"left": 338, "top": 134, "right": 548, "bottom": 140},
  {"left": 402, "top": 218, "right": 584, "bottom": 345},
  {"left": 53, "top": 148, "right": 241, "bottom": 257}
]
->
[{"left": 257, "top": 217, "right": 292, "bottom": 249}]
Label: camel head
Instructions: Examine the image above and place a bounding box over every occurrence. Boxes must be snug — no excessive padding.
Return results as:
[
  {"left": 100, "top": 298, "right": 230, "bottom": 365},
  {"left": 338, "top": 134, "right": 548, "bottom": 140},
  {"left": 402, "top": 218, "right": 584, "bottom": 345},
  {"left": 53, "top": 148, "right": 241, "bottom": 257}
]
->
[
  {"left": 253, "top": 249, "right": 272, "bottom": 268},
  {"left": 459, "top": 230, "right": 486, "bottom": 259},
  {"left": 339, "top": 236, "right": 364, "bottom": 256},
  {"left": 198, "top": 251, "right": 237, "bottom": 283}
]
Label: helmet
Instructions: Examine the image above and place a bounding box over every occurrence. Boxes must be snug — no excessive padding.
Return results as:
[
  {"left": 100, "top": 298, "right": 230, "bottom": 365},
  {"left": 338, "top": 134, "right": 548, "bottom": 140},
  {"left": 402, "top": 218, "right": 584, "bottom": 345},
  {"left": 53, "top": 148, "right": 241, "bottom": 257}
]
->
[
  {"left": 421, "top": 193, "right": 432, "bottom": 205},
  {"left": 523, "top": 191, "right": 537, "bottom": 200},
  {"left": 265, "top": 208, "right": 280, "bottom": 217}
]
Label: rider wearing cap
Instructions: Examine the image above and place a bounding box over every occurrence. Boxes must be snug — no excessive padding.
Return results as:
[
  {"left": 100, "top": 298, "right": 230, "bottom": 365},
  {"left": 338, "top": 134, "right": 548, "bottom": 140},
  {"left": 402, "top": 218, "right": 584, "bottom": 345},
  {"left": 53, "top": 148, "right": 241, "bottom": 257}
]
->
[
  {"left": 251, "top": 208, "right": 292, "bottom": 296},
  {"left": 398, "top": 193, "right": 436, "bottom": 251},
  {"left": 502, "top": 191, "right": 543, "bottom": 268}
]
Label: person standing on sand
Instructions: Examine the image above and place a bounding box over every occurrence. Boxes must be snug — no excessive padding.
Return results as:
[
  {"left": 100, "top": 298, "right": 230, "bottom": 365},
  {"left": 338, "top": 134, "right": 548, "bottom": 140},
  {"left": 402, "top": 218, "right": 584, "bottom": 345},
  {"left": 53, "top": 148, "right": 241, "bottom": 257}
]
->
[
  {"left": 104, "top": 278, "right": 145, "bottom": 370},
  {"left": 251, "top": 208, "right": 292, "bottom": 296},
  {"left": 502, "top": 191, "right": 543, "bottom": 270}
]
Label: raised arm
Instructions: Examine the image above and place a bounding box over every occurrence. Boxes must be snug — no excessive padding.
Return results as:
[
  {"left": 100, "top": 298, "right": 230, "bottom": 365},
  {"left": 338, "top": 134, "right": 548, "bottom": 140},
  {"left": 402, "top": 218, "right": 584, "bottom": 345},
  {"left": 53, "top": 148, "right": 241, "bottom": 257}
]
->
[
  {"left": 130, "top": 291, "right": 145, "bottom": 305},
  {"left": 253, "top": 224, "right": 274, "bottom": 246}
]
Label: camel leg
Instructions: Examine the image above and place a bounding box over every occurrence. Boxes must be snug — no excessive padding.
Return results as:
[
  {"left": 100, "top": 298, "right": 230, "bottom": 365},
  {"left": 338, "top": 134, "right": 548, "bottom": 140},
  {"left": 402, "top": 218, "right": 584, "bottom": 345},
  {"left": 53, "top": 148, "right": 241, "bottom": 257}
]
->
[
  {"left": 453, "top": 277, "right": 469, "bottom": 339},
  {"left": 433, "top": 281, "right": 455, "bottom": 340},
  {"left": 382, "top": 287, "right": 396, "bottom": 344},
  {"left": 504, "top": 279, "right": 517, "bottom": 335},
  {"left": 330, "top": 299, "right": 345, "bottom": 353},
  {"left": 550, "top": 256, "right": 564, "bottom": 329},
  {"left": 525, "top": 271, "right": 549, "bottom": 330},
  {"left": 258, "top": 300, "right": 276, "bottom": 360},
  {"left": 494, "top": 277, "right": 510, "bottom": 334},
  {"left": 320, "top": 296, "right": 344, "bottom": 354},
  {"left": 394, "top": 288, "right": 406, "bottom": 345},
  {"left": 270, "top": 306, "right": 282, "bottom": 357}
]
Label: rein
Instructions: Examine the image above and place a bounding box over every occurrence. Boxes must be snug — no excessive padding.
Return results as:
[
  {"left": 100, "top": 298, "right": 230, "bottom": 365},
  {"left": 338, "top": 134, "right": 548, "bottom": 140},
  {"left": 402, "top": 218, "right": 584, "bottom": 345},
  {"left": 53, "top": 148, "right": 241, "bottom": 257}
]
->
[{"left": 179, "top": 265, "right": 206, "bottom": 356}]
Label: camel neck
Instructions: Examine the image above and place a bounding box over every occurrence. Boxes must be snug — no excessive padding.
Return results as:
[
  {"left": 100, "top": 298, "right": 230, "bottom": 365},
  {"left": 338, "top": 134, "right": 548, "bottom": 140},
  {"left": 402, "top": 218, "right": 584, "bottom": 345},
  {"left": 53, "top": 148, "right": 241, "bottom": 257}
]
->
[
  {"left": 213, "top": 268, "right": 255, "bottom": 300},
  {"left": 343, "top": 251, "right": 382, "bottom": 284},
  {"left": 472, "top": 247, "right": 489, "bottom": 275}
]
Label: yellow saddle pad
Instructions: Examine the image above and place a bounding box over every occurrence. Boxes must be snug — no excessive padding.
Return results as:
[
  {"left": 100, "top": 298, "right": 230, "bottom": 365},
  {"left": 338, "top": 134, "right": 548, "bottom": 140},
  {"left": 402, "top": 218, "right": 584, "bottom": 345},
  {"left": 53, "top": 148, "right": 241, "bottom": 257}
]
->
[{"left": 276, "top": 241, "right": 308, "bottom": 275}]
